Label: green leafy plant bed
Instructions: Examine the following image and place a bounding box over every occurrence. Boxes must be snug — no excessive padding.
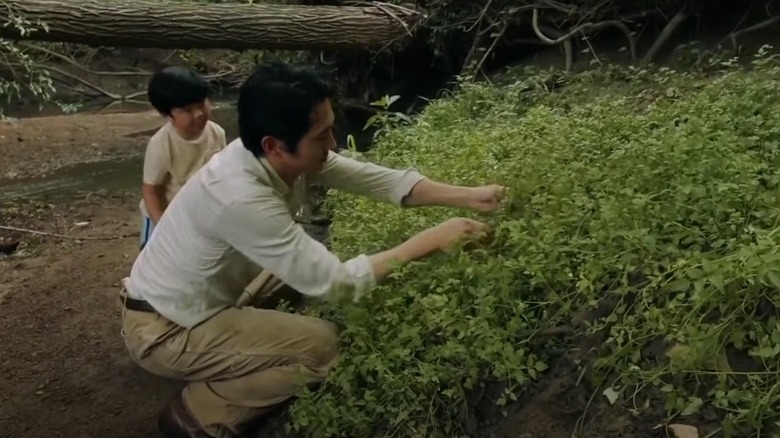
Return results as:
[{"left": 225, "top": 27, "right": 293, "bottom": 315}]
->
[{"left": 287, "top": 48, "right": 780, "bottom": 438}]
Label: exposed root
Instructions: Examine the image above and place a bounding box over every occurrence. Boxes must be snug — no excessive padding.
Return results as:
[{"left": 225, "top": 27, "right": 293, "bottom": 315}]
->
[
  {"left": 531, "top": 8, "right": 637, "bottom": 63},
  {"left": 319, "top": 51, "right": 338, "bottom": 66},
  {"left": 641, "top": 9, "right": 689, "bottom": 66},
  {"left": 729, "top": 15, "right": 780, "bottom": 50},
  {"left": 539, "top": 23, "right": 574, "bottom": 71}
]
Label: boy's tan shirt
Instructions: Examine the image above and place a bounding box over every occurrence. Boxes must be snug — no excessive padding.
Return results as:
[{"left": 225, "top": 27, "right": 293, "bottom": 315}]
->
[{"left": 139, "top": 120, "right": 226, "bottom": 217}]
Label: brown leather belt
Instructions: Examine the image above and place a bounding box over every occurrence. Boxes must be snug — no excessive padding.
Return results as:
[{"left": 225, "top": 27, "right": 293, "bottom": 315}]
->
[{"left": 122, "top": 295, "right": 157, "bottom": 313}]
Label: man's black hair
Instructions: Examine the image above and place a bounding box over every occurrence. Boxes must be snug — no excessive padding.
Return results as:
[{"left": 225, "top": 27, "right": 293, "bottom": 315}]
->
[
  {"left": 147, "top": 65, "right": 211, "bottom": 115},
  {"left": 238, "top": 61, "right": 335, "bottom": 157}
]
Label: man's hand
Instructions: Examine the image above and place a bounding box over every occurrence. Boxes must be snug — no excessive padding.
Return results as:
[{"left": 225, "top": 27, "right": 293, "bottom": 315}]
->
[
  {"left": 404, "top": 180, "right": 508, "bottom": 213},
  {"left": 417, "top": 217, "right": 488, "bottom": 251},
  {"left": 368, "top": 217, "right": 488, "bottom": 282},
  {"left": 465, "top": 184, "right": 507, "bottom": 213}
]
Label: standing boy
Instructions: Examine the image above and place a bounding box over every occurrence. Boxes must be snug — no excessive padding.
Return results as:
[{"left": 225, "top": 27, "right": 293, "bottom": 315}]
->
[{"left": 139, "top": 65, "right": 227, "bottom": 249}]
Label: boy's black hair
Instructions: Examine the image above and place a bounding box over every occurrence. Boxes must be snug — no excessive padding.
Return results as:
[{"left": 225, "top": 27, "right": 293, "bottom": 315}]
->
[
  {"left": 237, "top": 61, "right": 335, "bottom": 157},
  {"left": 147, "top": 65, "right": 211, "bottom": 115}
]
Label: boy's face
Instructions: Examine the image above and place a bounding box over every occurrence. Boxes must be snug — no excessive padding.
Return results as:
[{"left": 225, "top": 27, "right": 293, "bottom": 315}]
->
[{"left": 168, "top": 99, "right": 211, "bottom": 140}]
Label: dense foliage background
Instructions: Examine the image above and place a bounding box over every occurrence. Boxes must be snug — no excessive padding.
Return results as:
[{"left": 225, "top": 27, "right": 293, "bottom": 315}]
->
[{"left": 286, "top": 47, "right": 780, "bottom": 437}]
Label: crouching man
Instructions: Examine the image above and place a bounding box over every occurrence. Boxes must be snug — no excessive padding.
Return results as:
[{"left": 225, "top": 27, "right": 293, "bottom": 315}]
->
[{"left": 119, "top": 61, "right": 506, "bottom": 438}]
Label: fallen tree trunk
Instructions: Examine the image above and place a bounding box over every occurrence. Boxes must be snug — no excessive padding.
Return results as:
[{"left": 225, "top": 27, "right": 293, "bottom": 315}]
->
[{"left": 0, "top": 0, "right": 420, "bottom": 51}]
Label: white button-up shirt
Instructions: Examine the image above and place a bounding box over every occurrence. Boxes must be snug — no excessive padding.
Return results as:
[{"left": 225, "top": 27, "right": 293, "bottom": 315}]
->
[{"left": 124, "top": 138, "right": 426, "bottom": 328}]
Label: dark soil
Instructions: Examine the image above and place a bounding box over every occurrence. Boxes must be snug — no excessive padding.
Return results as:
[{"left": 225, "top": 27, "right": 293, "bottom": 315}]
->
[{"left": 0, "top": 194, "right": 179, "bottom": 438}]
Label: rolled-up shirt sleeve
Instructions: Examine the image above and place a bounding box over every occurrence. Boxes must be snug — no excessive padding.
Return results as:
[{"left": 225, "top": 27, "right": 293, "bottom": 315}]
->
[
  {"left": 312, "top": 150, "right": 427, "bottom": 206},
  {"left": 215, "top": 191, "right": 376, "bottom": 299}
]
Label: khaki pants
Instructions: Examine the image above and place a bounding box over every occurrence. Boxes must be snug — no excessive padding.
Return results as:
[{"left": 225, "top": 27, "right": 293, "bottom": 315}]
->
[{"left": 120, "top": 271, "right": 340, "bottom": 438}]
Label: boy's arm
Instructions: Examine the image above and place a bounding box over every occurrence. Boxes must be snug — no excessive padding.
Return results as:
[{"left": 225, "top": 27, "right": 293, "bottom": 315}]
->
[
  {"left": 142, "top": 185, "right": 166, "bottom": 224},
  {"left": 142, "top": 135, "right": 171, "bottom": 224},
  {"left": 215, "top": 123, "right": 227, "bottom": 148}
]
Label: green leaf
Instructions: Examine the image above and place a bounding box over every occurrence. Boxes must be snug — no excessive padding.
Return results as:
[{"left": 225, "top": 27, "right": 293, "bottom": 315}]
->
[
  {"left": 668, "top": 278, "right": 691, "bottom": 292},
  {"left": 681, "top": 397, "right": 704, "bottom": 416},
  {"left": 767, "top": 271, "right": 780, "bottom": 289},
  {"left": 603, "top": 387, "right": 621, "bottom": 405}
]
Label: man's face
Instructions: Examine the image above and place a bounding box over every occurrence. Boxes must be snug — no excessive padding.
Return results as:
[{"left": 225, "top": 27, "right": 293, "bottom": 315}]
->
[
  {"left": 168, "top": 99, "right": 211, "bottom": 140},
  {"left": 290, "top": 99, "right": 337, "bottom": 174}
]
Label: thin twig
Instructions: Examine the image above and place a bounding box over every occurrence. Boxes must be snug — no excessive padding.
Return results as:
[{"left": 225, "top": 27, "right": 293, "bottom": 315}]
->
[
  {"left": 641, "top": 9, "right": 688, "bottom": 66},
  {"left": 45, "top": 65, "right": 122, "bottom": 99},
  {"left": 96, "top": 98, "right": 148, "bottom": 114},
  {"left": 461, "top": 19, "right": 485, "bottom": 77},
  {"left": 0, "top": 225, "right": 138, "bottom": 241},
  {"left": 473, "top": 21, "right": 509, "bottom": 75},
  {"left": 540, "top": 0, "right": 577, "bottom": 15},
  {"left": 466, "top": 0, "right": 493, "bottom": 33}
]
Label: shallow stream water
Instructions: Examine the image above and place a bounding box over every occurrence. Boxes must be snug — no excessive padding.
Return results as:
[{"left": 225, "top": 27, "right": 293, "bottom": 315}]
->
[{"left": 0, "top": 101, "right": 238, "bottom": 203}]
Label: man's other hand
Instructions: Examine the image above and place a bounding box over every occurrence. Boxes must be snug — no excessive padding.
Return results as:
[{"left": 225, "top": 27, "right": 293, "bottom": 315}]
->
[{"left": 418, "top": 217, "right": 487, "bottom": 251}]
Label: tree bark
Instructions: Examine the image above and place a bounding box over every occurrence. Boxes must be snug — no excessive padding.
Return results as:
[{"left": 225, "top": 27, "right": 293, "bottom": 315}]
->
[{"left": 0, "top": 0, "right": 420, "bottom": 51}]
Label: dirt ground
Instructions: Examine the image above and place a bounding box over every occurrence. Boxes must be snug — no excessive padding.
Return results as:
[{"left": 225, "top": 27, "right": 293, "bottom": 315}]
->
[
  {"left": 0, "top": 195, "right": 180, "bottom": 438},
  {"left": 0, "top": 110, "right": 179, "bottom": 438},
  {"left": 0, "top": 111, "right": 699, "bottom": 438}
]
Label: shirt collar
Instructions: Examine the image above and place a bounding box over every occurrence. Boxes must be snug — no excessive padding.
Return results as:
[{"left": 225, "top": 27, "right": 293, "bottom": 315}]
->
[
  {"left": 257, "top": 156, "right": 291, "bottom": 196},
  {"left": 228, "top": 138, "right": 291, "bottom": 196}
]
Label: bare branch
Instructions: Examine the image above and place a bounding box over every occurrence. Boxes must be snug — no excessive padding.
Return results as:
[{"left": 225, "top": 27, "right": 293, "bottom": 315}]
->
[
  {"left": 45, "top": 65, "right": 122, "bottom": 99},
  {"left": 466, "top": 0, "right": 493, "bottom": 33},
  {"left": 473, "top": 21, "right": 509, "bottom": 75},
  {"left": 20, "top": 43, "right": 152, "bottom": 76}
]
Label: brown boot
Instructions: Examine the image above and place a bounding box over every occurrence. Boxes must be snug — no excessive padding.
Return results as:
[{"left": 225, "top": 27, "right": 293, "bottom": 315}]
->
[{"left": 158, "top": 395, "right": 213, "bottom": 438}]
